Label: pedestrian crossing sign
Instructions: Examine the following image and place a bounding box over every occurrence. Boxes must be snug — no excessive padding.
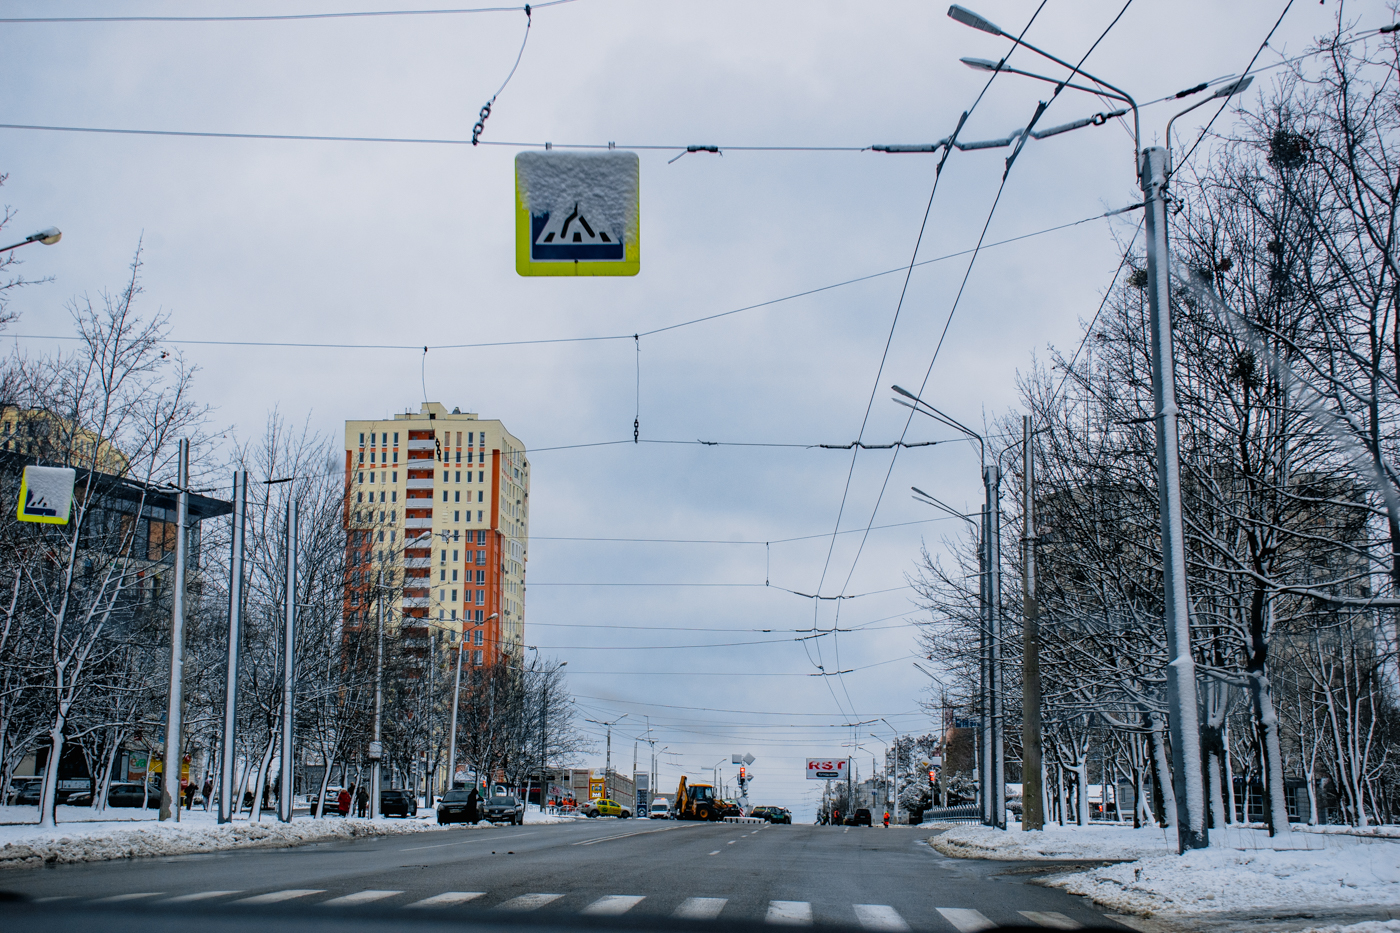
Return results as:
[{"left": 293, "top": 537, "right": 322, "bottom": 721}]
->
[
  {"left": 516, "top": 150, "right": 640, "bottom": 276},
  {"left": 17, "top": 465, "right": 75, "bottom": 524}
]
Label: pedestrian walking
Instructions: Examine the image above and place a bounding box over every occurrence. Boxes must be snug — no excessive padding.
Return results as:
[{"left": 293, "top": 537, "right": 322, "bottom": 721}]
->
[
  {"left": 883, "top": 811, "right": 890, "bottom": 827},
  {"left": 338, "top": 786, "right": 352, "bottom": 817},
  {"left": 356, "top": 785, "right": 369, "bottom": 818},
  {"left": 832, "top": 808, "right": 841, "bottom": 826},
  {"left": 466, "top": 787, "right": 480, "bottom": 823},
  {"left": 202, "top": 777, "right": 213, "bottom": 811}
]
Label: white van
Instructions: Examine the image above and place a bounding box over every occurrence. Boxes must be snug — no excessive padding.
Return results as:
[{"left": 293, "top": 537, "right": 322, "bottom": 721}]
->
[{"left": 649, "top": 798, "right": 671, "bottom": 819}]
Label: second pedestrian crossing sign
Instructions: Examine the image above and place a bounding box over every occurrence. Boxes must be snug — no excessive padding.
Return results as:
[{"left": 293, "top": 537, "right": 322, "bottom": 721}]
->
[
  {"left": 516, "top": 150, "right": 639, "bottom": 276},
  {"left": 17, "top": 465, "right": 75, "bottom": 524}
]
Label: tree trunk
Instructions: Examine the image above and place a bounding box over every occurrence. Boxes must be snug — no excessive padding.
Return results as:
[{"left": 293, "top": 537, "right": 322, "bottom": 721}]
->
[
  {"left": 249, "top": 730, "right": 277, "bottom": 822},
  {"left": 1147, "top": 715, "right": 1175, "bottom": 828}
]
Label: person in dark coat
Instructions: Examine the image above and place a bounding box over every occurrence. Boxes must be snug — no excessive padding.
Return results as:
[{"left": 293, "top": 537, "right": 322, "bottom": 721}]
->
[
  {"left": 466, "top": 787, "right": 480, "bottom": 823},
  {"left": 356, "top": 785, "right": 369, "bottom": 818},
  {"left": 338, "top": 786, "right": 353, "bottom": 817}
]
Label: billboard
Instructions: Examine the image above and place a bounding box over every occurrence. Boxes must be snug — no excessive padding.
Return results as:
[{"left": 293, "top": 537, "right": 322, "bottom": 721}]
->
[{"left": 806, "top": 758, "right": 849, "bottom": 780}]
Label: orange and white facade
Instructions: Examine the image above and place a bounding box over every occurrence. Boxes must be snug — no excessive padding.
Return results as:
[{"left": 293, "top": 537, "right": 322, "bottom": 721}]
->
[{"left": 343, "top": 402, "right": 529, "bottom": 666}]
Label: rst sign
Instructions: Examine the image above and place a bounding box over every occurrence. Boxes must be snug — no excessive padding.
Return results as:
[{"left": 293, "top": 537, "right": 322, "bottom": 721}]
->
[{"left": 806, "top": 758, "right": 849, "bottom": 781}]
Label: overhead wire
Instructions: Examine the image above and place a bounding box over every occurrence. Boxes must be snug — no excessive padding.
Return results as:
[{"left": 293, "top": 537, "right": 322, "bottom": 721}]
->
[{"left": 0, "top": 1, "right": 580, "bottom": 23}]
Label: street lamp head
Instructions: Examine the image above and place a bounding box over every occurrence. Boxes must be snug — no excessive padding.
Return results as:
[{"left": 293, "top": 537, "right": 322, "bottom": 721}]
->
[
  {"left": 947, "top": 4, "right": 1003, "bottom": 36},
  {"left": 32, "top": 227, "right": 62, "bottom": 246},
  {"left": 959, "top": 57, "right": 1001, "bottom": 72},
  {"left": 1211, "top": 75, "right": 1254, "bottom": 100}
]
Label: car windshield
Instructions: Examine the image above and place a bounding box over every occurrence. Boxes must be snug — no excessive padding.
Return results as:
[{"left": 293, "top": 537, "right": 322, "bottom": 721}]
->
[
  {"left": 489, "top": 795, "right": 515, "bottom": 803},
  {"left": 692, "top": 786, "right": 714, "bottom": 801},
  {"left": 441, "top": 791, "right": 472, "bottom": 802}
]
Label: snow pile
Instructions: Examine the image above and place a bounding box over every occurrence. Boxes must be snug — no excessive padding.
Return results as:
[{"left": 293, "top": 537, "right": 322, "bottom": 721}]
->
[
  {"left": 1046, "top": 842, "right": 1400, "bottom": 917},
  {"left": 931, "top": 822, "right": 1177, "bottom": 860},
  {"left": 522, "top": 805, "right": 579, "bottom": 825},
  {"left": 516, "top": 151, "right": 638, "bottom": 243},
  {"left": 0, "top": 810, "right": 458, "bottom": 869},
  {"left": 1295, "top": 922, "right": 1400, "bottom": 933}
]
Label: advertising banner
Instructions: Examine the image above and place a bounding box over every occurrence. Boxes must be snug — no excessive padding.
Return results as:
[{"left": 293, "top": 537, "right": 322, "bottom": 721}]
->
[{"left": 805, "top": 758, "right": 849, "bottom": 780}]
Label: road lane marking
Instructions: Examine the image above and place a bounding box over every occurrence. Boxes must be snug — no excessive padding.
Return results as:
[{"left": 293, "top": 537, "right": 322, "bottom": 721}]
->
[
  {"left": 34, "top": 897, "right": 74, "bottom": 903},
  {"left": 236, "top": 889, "right": 325, "bottom": 905},
  {"left": 407, "top": 892, "right": 485, "bottom": 908},
  {"left": 854, "top": 905, "right": 910, "bottom": 931},
  {"left": 572, "top": 827, "right": 677, "bottom": 846},
  {"left": 675, "top": 898, "right": 727, "bottom": 920},
  {"left": 162, "top": 891, "right": 241, "bottom": 903},
  {"left": 497, "top": 893, "right": 563, "bottom": 910},
  {"left": 322, "top": 890, "right": 402, "bottom": 906},
  {"left": 708, "top": 850, "right": 721, "bottom": 855},
  {"left": 1020, "top": 911, "right": 1082, "bottom": 929},
  {"left": 94, "top": 893, "right": 163, "bottom": 903},
  {"left": 937, "top": 908, "right": 995, "bottom": 932},
  {"left": 400, "top": 832, "right": 537, "bottom": 851},
  {"left": 581, "top": 895, "right": 645, "bottom": 915},
  {"left": 767, "top": 901, "right": 813, "bottom": 925},
  {"left": 727, "top": 840, "right": 737, "bottom": 845}
]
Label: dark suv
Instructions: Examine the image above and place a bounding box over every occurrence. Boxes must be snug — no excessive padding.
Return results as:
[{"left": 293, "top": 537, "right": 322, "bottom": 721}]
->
[
  {"left": 846, "top": 808, "right": 872, "bottom": 826},
  {"left": 379, "top": 789, "right": 414, "bottom": 818}
]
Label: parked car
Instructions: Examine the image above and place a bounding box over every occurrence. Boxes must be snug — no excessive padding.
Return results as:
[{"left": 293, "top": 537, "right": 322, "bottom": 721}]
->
[
  {"left": 715, "top": 799, "right": 743, "bottom": 819},
  {"left": 309, "top": 786, "right": 345, "bottom": 816},
  {"left": 379, "top": 788, "right": 415, "bottom": 818},
  {"left": 481, "top": 793, "right": 525, "bottom": 825},
  {"left": 845, "top": 808, "right": 872, "bottom": 826},
  {"left": 585, "top": 797, "right": 630, "bottom": 818},
  {"left": 106, "top": 782, "right": 160, "bottom": 809},
  {"left": 7, "top": 778, "right": 40, "bottom": 805},
  {"left": 649, "top": 798, "right": 671, "bottom": 819},
  {"left": 436, "top": 789, "right": 476, "bottom": 825}
]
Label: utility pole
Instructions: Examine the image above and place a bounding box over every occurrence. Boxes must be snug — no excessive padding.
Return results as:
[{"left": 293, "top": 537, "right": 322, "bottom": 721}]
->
[
  {"left": 447, "top": 633, "right": 464, "bottom": 791},
  {"left": 978, "top": 495, "right": 990, "bottom": 826},
  {"left": 1141, "top": 145, "right": 1207, "bottom": 850},
  {"left": 370, "top": 571, "right": 385, "bottom": 820},
  {"left": 278, "top": 499, "right": 297, "bottom": 823},
  {"left": 160, "top": 439, "right": 190, "bottom": 823},
  {"left": 1021, "top": 416, "right": 1043, "bottom": 831},
  {"left": 219, "top": 471, "right": 247, "bottom": 824},
  {"left": 584, "top": 716, "right": 626, "bottom": 798}
]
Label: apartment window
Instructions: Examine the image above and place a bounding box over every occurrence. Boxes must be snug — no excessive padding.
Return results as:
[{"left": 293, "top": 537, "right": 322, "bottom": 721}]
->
[
  {"left": 454, "top": 471, "right": 460, "bottom": 483},
  {"left": 454, "top": 491, "right": 460, "bottom": 503},
  {"left": 456, "top": 432, "right": 462, "bottom": 447},
  {"left": 467, "top": 451, "right": 474, "bottom": 464},
  {"left": 358, "top": 451, "right": 364, "bottom": 463},
  {"left": 359, "top": 433, "right": 365, "bottom": 447},
  {"left": 477, "top": 530, "right": 487, "bottom": 545},
  {"left": 370, "top": 432, "right": 376, "bottom": 446},
  {"left": 393, "top": 432, "right": 399, "bottom": 444},
  {"left": 443, "top": 471, "right": 449, "bottom": 483},
  {"left": 478, "top": 471, "right": 484, "bottom": 482},
  {"left": 379, "top": 491, "right": 386, "bottom": 503},
  {"left": 473, "top": 630, "right": 483, "bottom": 646},
  {"left": 443, "top": 491, "right": 449, "bottom": 502},
  {"left": 369, "top": 472, "right": 375, "bottom": 483},
  {"left": 390, "top": 530, "right": 395, "bottom": 542},
  {"left": 452, "top": 549, "right": 458, "bottom": 562},
  {"left": 454, "top": 511, "right": 460, "bottom": 522},
  {"left": 450, "top": 609, "right": 457, "bottom": 621},
  {"left": 392, "top": 471, "right": 397, "bottom": 482},
  {"left": 393, "top": 452, "right": 398, "bottom": 463},
  {"left": 379, "top": 511, "right": 384, "bottom": 522},
  {"left": 476, "top": 590, "right": 485, "bottom": 605},
  {"left": 391, "top": 491, "right": 396, "bottom": 502},
  {"left": 451, "top": 588, "right": 457, "bottom": 601},
  {"left": 390, "top": 510, "right": 395, "bottom": 522},
  {"left": 473, "top": 650, "right": 482, "bottom": 665},
  {"left": 440, "top": 590, "right": 445, "bottom": 601},
  {"left": 476, "top": 570, "right": 486, "bottom": 584},
  {"left": 455, "top": 451, "right": 461, "bottom": 463},
  {"left": 370, "top": 451, "right": 376, "bottom": 463},
  {"left": 468, "top": 432, "right": 474, "bottom": 445},
  {"left": 477, "top": 491, "right": 484, "bottom": 502},
  {"left": 357, "top": 492, "right": 363, "bottom": 503},
  {"left": 452, "top": 569, "right": 458, "bottom": 582},
  {"left": 378, "top": 530, "right": 384, "bottom": 542},
  {"left": 476, "top": 550, "right": 485, "bottom": 564},
  {"left": 440, "top": 570, "right": 445, "bottom": 581},
  {"left": 453, "top": 530, "right": 460, "bottom": 542},
  {"left": 440, "top": 549, "right": 447, "bottom": 564}
]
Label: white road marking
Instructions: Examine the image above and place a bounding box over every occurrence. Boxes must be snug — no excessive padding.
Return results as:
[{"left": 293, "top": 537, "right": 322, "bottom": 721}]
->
[
  {"left": 675, "top": 897, "right": 727, "bottom": 920},
  {"left": 94, "top": 893, "right": 163, "bottom": 903},
  {"left": 162, "top": 891, "right": 241, "bottom": 903},
  {"left": 407, "top": 892, "right": 485, "bottom": 908},
  {"left": 1020, "top": 911, "right": 1082, "bottom": 929},
  {"left": 236, "top": 889, "right": 325, "bottom": 905},
  {"left": 581, "top": 895, "right": 645, "bottom": 915},
  {"left": 572, "top": 827, "right": 676, "bottom": 846},
  {"left": 937, "top": 908, "right": 995, "bottom": 933},
  {"left": 854, "top": 905, "right": 910, "bottom": 931},
  {"left": 496, "top": 893, "right": 564, "bottom": 910},
  {"left": 321, "top": 890, "right": 402, "bottom": 906},
  {"left": 767, "top": 901, "right": 813, "bottom": 925},
  {"left": 34, "top": 897, "right": 74, "bottom": 903},
  {"left": 401, "top": 832, "right": 536, "bottom": 851},
  {"left": 727, "top": 840, "right": 737, "bottom": 845},
  {"left": 708, "top": 850, "right": 721, "bottom": 855}
]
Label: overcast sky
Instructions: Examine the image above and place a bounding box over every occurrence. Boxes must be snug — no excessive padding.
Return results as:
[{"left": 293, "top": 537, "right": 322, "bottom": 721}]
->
[{"left": 0, "top": 0, "right": 1362, "bottom": 818}]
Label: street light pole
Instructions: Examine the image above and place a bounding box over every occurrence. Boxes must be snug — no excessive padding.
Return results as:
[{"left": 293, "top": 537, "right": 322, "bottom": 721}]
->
[
  {"left": 1021, "top": 416, "right": 1043, "bottom": 831},
  {"left": 370, "top": 571, "right": 385, "bottom": 820},
  {"left": 160, "top": 439, "right": 189, "bottom": 823},
  {"left": 447, "top": 633, "right": 464, "bottom": 790},
  {"left": 278, "top": 499, "right": 298, "bottom": 823},
  {"left": 219, "top": 471, "right": 247, "bottom": 824},
  {"left": 0, "top": 226, "right": 61, "bottom": 253}
]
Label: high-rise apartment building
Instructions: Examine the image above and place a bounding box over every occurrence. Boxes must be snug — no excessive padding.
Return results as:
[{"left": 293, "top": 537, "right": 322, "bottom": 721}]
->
[{"left": 344, "top": 402, "right": 529, "bottom": 666}]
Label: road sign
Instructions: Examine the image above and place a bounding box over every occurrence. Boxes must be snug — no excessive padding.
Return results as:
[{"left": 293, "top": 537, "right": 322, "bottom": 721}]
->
[
  {"left": 367, "top": 741, "right": 383, "bottom": 761},
  {"left": 516, "top": 150, "right": 640, "bottom": 277},
  {"left": 18, "top": 465, "right": 75, "bottom": 524},
  {"left": 806, "top": 758, "right": 849, "bottom": 780}
]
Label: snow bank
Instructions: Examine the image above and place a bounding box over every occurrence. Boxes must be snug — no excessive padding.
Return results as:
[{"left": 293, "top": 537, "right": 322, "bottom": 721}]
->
[
  {"left": 0, "top": 807, "right": 460, "bottom": 869},
  {"left": 1295, "top": 923, "right": 1400, "bottom": 933},
  {"left": 1045, "top": 842, "right": 1400, "bottom": 917},
  {"left": 931, "top": 822, "right": 1177, "bottom": 860},
  {"left": 522, "top": 805, "right": 579, "bottom": 825}
]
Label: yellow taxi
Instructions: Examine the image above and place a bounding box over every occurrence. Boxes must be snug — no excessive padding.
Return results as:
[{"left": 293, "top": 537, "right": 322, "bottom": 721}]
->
[{"left": 585, "top": 797, "right": 631, "bottom": 818}]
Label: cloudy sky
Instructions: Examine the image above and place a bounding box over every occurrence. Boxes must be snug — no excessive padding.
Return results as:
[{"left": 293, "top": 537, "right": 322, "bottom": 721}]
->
[{"left": 0, "top": 0, "right": 1362, "bottom": 818}]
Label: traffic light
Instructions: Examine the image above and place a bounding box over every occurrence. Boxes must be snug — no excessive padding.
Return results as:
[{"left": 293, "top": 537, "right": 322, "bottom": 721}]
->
[{"left": 739, "top": 766, "right": 747, "bottom": 781}]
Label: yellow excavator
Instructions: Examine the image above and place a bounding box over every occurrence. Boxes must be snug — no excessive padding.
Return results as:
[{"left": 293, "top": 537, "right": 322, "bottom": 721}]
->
[{"left": 674, "top": 775, "right": 722, "bottom": 821}]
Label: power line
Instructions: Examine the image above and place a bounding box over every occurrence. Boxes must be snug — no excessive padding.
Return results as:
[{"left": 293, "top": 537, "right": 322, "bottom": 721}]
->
[
  {"left": 528, "top": 517, "right": 954, "bottom": 545},
  {"left": 0, "top": 1, "right": 580, "bottom": 23}
]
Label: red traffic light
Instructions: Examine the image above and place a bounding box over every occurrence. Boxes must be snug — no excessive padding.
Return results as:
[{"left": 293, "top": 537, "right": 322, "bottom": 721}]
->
[{"left": 739, "top": 767, "right": 746, "bottom": 780}]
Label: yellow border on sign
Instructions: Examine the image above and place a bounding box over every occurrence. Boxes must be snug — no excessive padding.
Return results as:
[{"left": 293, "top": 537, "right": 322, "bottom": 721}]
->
[
  {"left": 515, "top": 162, "right": 640, "bottom": 277},
  {"left": 17, "top": 470, "right": 70, "bottom": 524}
]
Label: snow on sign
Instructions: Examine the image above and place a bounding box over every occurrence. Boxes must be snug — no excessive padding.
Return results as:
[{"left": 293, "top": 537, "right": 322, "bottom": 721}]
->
[
  {"left": 515, "top": 150, "right": 640, "bottom": 276},
  {"left": 17, "top": 465, "right": 75, "bottom": 524},
  {"left": 806, "top": 758, "right": 849, "bottom": 781}
]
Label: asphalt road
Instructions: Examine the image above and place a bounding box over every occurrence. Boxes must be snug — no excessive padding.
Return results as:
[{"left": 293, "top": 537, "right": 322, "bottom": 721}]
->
[{"left": 0, "top": 818, "right": 1130, "bottom": 931}]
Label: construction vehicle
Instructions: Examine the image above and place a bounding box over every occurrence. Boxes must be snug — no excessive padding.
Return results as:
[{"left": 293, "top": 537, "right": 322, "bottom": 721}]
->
[{"left": 673, "top": 775, "right": 722, "bottom": 821}]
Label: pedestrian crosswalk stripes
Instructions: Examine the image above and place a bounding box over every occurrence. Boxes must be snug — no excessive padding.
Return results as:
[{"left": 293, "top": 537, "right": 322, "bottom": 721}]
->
[
  {"left": 320, "top": 890, "right": 402, "bottom": 906},
  {"left": 581, "top": 894, "right": 645, "bottom": 915},
  {"left": 406, "top": 892, "right": 484, "bottom": 908},
  {"left": 937, "top": 907, "right": 996, "bottom": 933},
  {"left": 44, "top": 888, "right": 1107, "bottom": 929},
  {"left": 674, "top": 897, "right": 727, "bottom": 920},
  {"left": 855, "top": 904, "right": 912, "bottom": 931}
]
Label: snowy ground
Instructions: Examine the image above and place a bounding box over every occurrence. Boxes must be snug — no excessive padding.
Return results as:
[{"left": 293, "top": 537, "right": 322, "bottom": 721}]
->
[
  {"left": 0, "top": 804, "right": 486, "bottom": 869},
  {"left": 931, "top": 822, "right": 1400, "bottom": 927}
]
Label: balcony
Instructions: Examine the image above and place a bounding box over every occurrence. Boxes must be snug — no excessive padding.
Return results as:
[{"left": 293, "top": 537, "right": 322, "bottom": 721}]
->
[
  {"left": 401, "top": 597, "right": 429, "bottom": 609},
  {"left": 405, "top": 516, "right": 433, "bottom": 529},
  {"left": 404, "top": 558, "right": 431, "bottom": 570},
  {"left": 406, "top": 477, "right": 434, "bottom": 490},
  {"left": 407, "top": 438, "right": 435, "bottom": 450}
]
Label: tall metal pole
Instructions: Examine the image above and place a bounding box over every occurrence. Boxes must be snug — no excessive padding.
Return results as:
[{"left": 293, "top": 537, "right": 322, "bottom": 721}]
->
[
  {"left": 219, "top": 471, "right": 247, "bottom": 824},
  {"left": 1021, "top": 417, "right": 1043, "bottom": 831},
  {"left": 447, "top": 635, "right": 464, "bottom": 790},
  {"left": 160, "top": 439, "right": 190, "bottom": 822},
  {"left": 985, "top": 464, "right": 1005, "bottom": 829},
  {"left": 1141, "top": 145, "right": 1207, "bottom": 851},
  {"left": 278, "top": 499, "right": 297, "bottom": 823},
  {"left": 979, "top": 494, "right": 992, "bottom": 826},
  {"left": 371, "top": 571, "right": 385, "bottom": 819}
]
